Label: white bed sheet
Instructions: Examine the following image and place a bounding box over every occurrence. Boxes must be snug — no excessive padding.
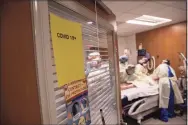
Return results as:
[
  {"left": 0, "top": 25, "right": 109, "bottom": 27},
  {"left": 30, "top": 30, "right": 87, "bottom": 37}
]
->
[{"left": 121, "top": 85, "right": 159, "bottom": 101}]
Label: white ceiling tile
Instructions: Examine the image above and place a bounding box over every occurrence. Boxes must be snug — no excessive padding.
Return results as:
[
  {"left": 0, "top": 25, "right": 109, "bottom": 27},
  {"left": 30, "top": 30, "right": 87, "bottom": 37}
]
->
[
  {"left": 113, "top": 11, "right": 125, "bottom": 17},
  {"left": 103, "top": 1, "right": 145, "bottom": 14},
  {"left": 152, "top": 6, "right": 186, "bottom": 21},
  {"left": 129, "top": 1, "right": 167, "bottom": 15},
  {"left": 102, "top": 1, "right": 112, "bottom": 6},
  {"left": 157, "top": 1, "right": 186, "bottom": 10},
  {"left": 103, "top": 1, "right": 186, "bottom": 36},
  {"left": 118, "top": 23, "right": 149, "bottom": 33},
  {"left": 175, "top": 1, "right": 187, "bottom": 10},
  {"left": 117, "top": 23, "right": 132, "bottom": 30},
  {"left": 157, "top": 1, "right": 177, "bottom": 6}
]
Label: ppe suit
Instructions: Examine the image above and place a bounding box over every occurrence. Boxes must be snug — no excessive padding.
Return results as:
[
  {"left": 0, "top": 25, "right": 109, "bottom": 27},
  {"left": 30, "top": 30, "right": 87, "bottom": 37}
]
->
[
  {"left": 85, "top": 52, "right": 101, "bottom": 76},
  {"left": 119, "top": 56, "right": 157, "bottom": 90},
  {"left": 119, "top": 63, "right": 138, "bottom": 83},
  {"left": 134, "top": 57, "right": 148, "bottom": 77},
  {"left": 119, "top": 63, "right": 156, "bottom": 89},
  {"left": 135, "top": 64, "right": 148, "bottom": 76},
  {"left": 119, "top": 55, "right": 137, "bottom": 83},
  {"left": 153, "top": 63, "right": 183, "bottom": 122}
]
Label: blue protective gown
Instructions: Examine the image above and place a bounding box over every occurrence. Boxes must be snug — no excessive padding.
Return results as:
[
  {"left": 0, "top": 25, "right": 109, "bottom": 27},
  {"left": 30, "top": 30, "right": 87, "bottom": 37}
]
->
[{"left": 160, "top": 66, "right": 176, "bottom": 122}]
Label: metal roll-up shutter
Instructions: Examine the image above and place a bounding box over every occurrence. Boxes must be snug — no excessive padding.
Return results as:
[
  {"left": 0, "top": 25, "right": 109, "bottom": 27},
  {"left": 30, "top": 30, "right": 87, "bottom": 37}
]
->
[{"left": 48, "top": 1, "right": 118, "bottom": 125}]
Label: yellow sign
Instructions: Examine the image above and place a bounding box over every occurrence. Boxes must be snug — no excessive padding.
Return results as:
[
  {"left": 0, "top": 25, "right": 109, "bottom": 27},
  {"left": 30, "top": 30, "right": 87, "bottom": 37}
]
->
[
  {"left": 50, "top": 13, "right": 85, "bottom": 87},
  {"left": 64, "top": 79, "right": 88, "bottom": 102}
]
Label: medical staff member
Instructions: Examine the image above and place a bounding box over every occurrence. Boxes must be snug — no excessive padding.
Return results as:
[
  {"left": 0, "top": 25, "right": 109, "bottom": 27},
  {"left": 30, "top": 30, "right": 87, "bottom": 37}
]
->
[
  {"left": 119, "top": 55, "right": 138, "bottom": 89},
  {"left": 119, "top": 54, "right": 139, "bottom": 81},
  {"left": 135, "top": 57, "right": 148, "bottom": 76},
  {"left": 85, "top": 52, "right": 101, "bottom": 77},
  {"left": 119, "top": 55, "right": 129, "bottom": 82},
  {"left": 120, "top": 64, "right": 137, "bottom": 90},
  {"left": 153, "top": 60, "right": 183, "bottom": 122}
]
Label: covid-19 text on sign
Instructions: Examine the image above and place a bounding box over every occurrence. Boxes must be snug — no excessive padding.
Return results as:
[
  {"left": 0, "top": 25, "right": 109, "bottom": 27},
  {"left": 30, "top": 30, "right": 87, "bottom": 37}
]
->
[{"left": 57, "top": 33, "right": 76, "bottom": 40}]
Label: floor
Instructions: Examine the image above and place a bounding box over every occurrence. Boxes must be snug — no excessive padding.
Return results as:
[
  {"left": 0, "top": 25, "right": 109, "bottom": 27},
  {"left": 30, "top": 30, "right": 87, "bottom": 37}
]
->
[
  {"left": 142, "top": 115, "right": 186, "bottom": 125},
  {"left": 123, "top": 112, "right": 187, "bottom": 125}
]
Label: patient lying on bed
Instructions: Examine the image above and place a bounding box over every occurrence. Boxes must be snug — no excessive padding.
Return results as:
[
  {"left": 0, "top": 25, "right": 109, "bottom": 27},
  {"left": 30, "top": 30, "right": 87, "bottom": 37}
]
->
[{"left": 120, "top": 63, "right": 157, "bottom": 90}]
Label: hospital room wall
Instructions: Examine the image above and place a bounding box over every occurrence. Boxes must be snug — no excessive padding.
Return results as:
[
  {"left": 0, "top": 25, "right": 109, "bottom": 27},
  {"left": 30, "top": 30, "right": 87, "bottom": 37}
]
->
[
  {"left": 136, "top": 22, "right": 186, "bottom": 77},
  {"left": 118, "top": 35, "right": 137, "bottom": 64}
]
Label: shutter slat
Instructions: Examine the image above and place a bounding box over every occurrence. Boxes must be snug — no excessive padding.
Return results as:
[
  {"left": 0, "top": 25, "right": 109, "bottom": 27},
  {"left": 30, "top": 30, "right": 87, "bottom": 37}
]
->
[
  {"left": 56, "top": 104, "right": 66, "bottom": 111},
  {"left": 57, "top": 111, "right": 67, "bottom": 119},
  {"left": 88, "top": 69, "right": 109, "bottom": 79},
  {"left": 55, "top": 89, "right": 64, "bottom": 97},
  {"left": 55, "top": 97, "right": 64, "bottom": 103},
  {"left": 58, "top": 118, "right": 67, "bottom": 125}
]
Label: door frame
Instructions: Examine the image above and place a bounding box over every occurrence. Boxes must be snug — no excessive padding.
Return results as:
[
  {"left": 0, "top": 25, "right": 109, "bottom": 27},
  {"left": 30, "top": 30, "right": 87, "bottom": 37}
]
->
[{"left": 30, "top": 0, "right": 121, "bottom": 124}]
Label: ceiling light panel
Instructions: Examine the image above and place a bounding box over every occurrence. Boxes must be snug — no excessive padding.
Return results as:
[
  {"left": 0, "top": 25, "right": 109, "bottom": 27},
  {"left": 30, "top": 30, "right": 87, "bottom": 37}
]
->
[{"left": 126, "top": 15, "right": 172, "bottom": 26}]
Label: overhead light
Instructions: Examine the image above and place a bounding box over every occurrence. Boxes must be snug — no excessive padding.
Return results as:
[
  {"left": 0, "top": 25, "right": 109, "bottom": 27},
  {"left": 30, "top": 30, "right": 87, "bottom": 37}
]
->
[
  {"left": 126, "top": 15, "right": 172, "bottom": 26},
  {"left": 127, "top": 20, "right": 155, "bottom": 26},
  {"left": 87, "top": 21, "right": 93, "bottom": 25}
]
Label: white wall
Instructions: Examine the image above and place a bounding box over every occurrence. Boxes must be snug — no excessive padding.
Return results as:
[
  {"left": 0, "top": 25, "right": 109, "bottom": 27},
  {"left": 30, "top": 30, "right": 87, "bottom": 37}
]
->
[
  {"left": 118, "top": 35, "right": 137, "bottom": 64},
  {"left": 118, "top": 36, "right": 126, "bottom": 56}
]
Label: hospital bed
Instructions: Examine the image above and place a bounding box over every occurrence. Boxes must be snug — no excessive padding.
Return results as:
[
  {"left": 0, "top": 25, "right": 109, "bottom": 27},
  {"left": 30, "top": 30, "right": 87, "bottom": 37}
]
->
[{"left": 121, "top": 85, "right": 159, "bottom": 124}]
